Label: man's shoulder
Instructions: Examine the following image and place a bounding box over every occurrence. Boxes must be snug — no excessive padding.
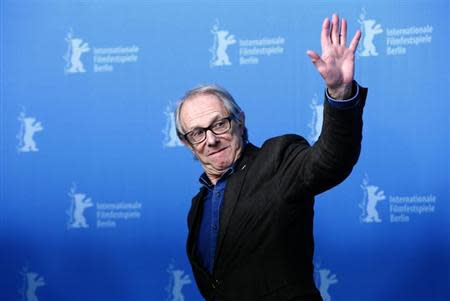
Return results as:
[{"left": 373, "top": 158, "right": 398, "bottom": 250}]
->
[
  {"left": 260, "top": 134, "right": 311, "bottom": 151},
  {"left": 244, "top": 134, "right": 311, "bottom": 165}
]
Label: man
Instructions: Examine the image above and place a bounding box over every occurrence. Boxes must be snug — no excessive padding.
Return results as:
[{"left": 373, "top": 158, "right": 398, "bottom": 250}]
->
[{"left": 175, "top": 14, "right": 367, "bottom": 301}]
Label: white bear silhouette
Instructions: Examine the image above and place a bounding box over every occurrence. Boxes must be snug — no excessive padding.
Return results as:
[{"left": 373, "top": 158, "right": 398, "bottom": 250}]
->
[
  {"left": 70, "top": 193, "right": 93, "bottom": 228},
  {"left": 360, "top": 177, "right": 386, "bottom": 223},
  {"left": 210, "top": 24, "right": 236, "bottom": 66},
  {"left": 358, "top": 10, "right": 383, "bottom": 57},
  {"left": 18, "top": 116, "right": 43, "bottom": 152},
  {"left": 66, "top": 37, "right": 90, "bottom": 73},
  {"left": 318, "top": 269, "right": 338, "bottom": 301},
  {"left": 25, "top": 272, "right": 45, "bottom": 301}
]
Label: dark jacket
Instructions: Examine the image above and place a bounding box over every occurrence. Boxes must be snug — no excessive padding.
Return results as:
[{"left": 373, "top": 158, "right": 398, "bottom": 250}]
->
[{"left": 186, "top": 87, "right": 367, "bottom": 301}]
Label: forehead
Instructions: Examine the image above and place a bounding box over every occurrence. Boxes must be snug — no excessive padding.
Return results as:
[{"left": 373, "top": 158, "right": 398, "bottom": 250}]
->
[{"left": 180, "top": 93, "right": 228, "bottom": 128}]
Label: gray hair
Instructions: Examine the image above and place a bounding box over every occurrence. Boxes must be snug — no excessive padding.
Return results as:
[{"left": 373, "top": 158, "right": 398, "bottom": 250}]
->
[{"left": 175, "top": 84, "right": 248, "bottom": 143}]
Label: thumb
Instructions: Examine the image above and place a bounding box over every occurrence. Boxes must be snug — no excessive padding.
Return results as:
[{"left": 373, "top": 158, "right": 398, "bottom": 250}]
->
[
  {"left": 306, "top": 50, "right": 327, "bottom": 76},
  {"left": 306, "top": 50, "right": 320, "bottom": 62}
]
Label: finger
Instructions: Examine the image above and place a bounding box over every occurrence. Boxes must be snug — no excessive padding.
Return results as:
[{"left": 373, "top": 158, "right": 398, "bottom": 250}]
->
[
  {"left": 320, "top": 17, "right": 331, "bottom": 53},
  {"left": 331, "top": 14, "right": 339, "bottom": 45},
  {"left": 340, "top": 18, "right": 347, "bottom": 46},
  {"left": 306, "top": 50, "right": 327, "bottom": 75},
  {"left": 306, "top": 50, "right": 321, "bottom": 63},
  {"left": 349, "top": 30, "right": 362, "bottom": 53}
]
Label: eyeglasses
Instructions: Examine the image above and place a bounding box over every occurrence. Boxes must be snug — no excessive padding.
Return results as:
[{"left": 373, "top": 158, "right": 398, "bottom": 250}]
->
[{"left": 184, "top": 116, "right": 233, "bottom": 144}]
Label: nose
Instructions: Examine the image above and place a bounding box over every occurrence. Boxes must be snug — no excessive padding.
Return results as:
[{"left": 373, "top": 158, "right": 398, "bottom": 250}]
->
[{"left": 205, "top": 129, "right": 219, "bottom": 146}]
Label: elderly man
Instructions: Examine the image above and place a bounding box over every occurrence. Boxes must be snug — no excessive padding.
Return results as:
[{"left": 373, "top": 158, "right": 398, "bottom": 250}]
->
[{"left": 175, "top": 14, "right": 367, "bottom": 301}]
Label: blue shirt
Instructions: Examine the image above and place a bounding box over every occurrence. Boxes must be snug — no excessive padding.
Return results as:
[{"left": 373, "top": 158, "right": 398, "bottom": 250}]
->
[
  {"left": 196, "top": 168, "right": 234, "bottom": 273},
  {"left": 195, "top": 84, "right": 360, "bottom": 273}
]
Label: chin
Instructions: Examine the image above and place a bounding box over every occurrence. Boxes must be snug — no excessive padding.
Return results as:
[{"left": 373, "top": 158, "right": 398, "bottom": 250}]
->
[{"left": 213, "top": 160, "right": 233, "bottom": 170}]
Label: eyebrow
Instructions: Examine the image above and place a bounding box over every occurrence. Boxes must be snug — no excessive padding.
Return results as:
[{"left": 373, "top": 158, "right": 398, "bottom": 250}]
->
[{"left": 187, "top": 115, "right": 226, "bottom": 132}]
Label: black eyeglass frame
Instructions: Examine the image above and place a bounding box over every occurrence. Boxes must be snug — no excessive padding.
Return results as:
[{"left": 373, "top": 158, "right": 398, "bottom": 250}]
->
[{"left": 183, "top": 116, "right": 234, "bottom": 145}]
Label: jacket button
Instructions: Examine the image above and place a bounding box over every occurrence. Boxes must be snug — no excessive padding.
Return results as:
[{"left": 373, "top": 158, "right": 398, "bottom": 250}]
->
[{"left": 212, "top": 279, "right": 220, "bottom": 289}]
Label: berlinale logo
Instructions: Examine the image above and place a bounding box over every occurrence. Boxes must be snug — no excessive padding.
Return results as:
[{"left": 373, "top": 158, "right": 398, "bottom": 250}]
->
[
  {"left": 64, "top": 29, "right": 90, "bottom": 74},
  {"left": 359, "top": 174, "right": 386, "bottom": 223},
  {"left": 163, "top": 102, "right": 183, "bottom": 148},
  {"left": 17, "top": 107, "right": 43, "bottom": 153},
  {"left": 66, "top": 184, "right": 94, "bottom": 229},
  {"left": 166, "top": 262, "right": 192, "bottom": 301},
  {"left": 308, "top": 94, "right": 323, "bottom": 143},
  {"left": 20, "top": 267, "right": 46, "bottom": 301},
  {"left": 357, "top": 8, "right": 383, "bottom": 57},
  {"left": 314, "top": 263, "right": 338, "bottom": 301},
  {"left": 209, "top": 20, "right": 237, "bottom": 67}
]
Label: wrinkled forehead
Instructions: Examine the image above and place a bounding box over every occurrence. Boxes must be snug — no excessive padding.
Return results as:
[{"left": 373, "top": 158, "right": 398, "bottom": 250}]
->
[{"left": 180, "top": 93, "right": 229, "bottom": 129}]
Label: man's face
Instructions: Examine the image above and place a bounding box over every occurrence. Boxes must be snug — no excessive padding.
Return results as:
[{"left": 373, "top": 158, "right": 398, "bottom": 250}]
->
[{"left": 180, "top": 93, "right": 245, "bottom": 182}]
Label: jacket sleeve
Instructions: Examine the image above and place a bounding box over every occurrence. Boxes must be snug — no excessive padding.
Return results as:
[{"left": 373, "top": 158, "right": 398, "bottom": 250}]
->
[{"left": 274, "top": 84, "right": 367, "bottom": 199}]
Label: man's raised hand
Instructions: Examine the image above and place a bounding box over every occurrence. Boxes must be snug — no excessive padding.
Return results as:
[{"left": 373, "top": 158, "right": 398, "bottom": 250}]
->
[{"left": 306, "top": 14, "right": 361, "bottom": 99}]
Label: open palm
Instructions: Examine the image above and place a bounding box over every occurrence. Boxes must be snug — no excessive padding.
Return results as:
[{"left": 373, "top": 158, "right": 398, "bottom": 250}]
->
[{"left": 307, "top": 14, "right": 361, "bottom": 98}]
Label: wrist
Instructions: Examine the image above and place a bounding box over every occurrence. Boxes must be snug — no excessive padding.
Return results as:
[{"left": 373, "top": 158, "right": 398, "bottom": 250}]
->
[{"left": 327, "top": 82, "right": 353, "bottom": 100}]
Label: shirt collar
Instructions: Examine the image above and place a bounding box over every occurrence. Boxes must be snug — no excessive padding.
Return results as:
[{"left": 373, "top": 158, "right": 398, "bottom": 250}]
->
[
  {"left": 198, "top": 142, "right": 249, "bottom": 188},
  {"left": 199, "top": 166, "right": 235, "bottom": 189}
]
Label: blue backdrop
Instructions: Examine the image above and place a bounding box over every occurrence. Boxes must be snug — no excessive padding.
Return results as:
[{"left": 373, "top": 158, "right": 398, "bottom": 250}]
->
[{"left": 1, "top": 1, "right": 449, "bottom": 300}]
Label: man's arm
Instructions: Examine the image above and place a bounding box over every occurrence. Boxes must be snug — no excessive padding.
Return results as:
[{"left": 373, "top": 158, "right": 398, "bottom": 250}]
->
[
  {"left": 274, "top": 14, "right": 366, "bottom": 198},
  {"left": 274, "top": 86, "right": 366, "bottom": 199}
]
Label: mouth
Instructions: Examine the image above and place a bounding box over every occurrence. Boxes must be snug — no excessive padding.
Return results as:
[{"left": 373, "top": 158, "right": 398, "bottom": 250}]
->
[{"left": 208, "top": 146, "right": 229, "bottom": 156}]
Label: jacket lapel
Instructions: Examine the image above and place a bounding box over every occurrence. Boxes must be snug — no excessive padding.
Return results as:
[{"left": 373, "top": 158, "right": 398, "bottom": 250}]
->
[
  {"left": 213, "top": 144, "right": 258, "bottom": 268},
  {"left": 187, "top": 187, "right": 207, "bottom": 259}
]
